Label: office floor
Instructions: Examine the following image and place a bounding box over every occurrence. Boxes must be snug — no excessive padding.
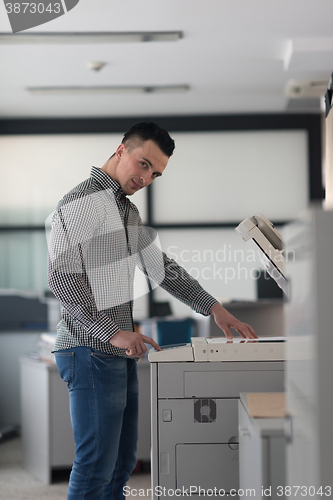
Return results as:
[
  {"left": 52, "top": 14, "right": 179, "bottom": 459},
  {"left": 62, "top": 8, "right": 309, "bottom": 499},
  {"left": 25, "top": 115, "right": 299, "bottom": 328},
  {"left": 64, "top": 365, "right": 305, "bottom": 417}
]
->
[{"left": 0, "top": 437, "right": 151, "bottom": 499}]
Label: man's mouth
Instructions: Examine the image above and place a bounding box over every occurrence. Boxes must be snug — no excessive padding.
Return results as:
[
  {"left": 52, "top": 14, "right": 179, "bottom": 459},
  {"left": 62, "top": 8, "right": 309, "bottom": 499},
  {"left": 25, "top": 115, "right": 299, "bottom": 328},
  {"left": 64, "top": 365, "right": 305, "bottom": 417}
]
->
[{"left": 132, "top": 179, "right": 142, "bottom": 190}]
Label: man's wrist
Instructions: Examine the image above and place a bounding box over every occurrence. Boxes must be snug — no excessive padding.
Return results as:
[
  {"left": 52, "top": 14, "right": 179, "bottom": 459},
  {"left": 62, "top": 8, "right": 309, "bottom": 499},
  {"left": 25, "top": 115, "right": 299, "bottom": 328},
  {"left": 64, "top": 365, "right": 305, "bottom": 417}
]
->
[{"left": 210, "top": 302, "right": 222, "bottom": 316}]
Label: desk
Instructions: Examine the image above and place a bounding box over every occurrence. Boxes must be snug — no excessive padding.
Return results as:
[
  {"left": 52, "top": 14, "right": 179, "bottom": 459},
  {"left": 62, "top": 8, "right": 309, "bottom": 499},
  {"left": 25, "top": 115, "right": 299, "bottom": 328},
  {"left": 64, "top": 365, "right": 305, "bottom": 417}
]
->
[
  {"left": 20, "top": 357, "right": 75, "bottom": 484},
  {"left": 20, "top": 357, "right": 151, "bottom": 484}
]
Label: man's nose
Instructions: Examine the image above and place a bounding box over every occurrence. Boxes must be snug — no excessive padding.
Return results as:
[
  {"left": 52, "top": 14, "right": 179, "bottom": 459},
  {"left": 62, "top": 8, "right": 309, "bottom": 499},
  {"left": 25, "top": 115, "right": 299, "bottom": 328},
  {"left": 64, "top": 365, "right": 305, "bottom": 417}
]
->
[{"left": 140, "top": 174, "right": 150, "bottom": 186}]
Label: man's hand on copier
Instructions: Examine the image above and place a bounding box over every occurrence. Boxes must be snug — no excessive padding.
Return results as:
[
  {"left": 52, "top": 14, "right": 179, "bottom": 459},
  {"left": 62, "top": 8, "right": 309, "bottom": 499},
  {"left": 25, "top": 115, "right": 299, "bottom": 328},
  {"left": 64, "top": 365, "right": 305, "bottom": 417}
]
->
[
  {"left": 110, "top": 330, "right": 161, "bottom": 358},
  {"left": 210, "top": 303, "right": 258, "bottom": 340}
]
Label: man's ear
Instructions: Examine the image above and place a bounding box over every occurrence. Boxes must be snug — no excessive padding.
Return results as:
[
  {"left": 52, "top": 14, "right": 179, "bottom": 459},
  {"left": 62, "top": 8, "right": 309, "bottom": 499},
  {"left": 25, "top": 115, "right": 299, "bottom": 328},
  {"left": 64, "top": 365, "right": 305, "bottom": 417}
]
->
[{"left": 116, "top": 143, "right": 126, "bottom": 161}]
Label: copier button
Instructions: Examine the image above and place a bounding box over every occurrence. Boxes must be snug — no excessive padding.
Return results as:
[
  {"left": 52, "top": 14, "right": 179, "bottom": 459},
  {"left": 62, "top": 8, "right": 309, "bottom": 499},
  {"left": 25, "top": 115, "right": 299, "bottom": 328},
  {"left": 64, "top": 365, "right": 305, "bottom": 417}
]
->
[{"left": 162, "top": 409, "right": 172, "bottom": 422}]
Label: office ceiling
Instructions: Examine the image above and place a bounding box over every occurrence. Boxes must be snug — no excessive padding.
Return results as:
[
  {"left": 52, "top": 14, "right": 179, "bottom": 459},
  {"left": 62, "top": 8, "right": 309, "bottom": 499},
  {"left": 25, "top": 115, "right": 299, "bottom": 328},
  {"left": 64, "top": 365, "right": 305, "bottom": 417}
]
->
[{"left": 0, "top": 0, "right": 332, "bottom": 119}]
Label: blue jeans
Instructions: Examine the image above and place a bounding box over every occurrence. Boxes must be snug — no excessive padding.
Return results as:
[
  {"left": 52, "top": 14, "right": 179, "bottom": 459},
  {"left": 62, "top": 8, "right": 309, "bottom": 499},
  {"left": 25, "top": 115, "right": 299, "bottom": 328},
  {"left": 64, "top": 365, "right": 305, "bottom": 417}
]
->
[{"left": 55, "top": 347, "right": 139, "bottom": 500}]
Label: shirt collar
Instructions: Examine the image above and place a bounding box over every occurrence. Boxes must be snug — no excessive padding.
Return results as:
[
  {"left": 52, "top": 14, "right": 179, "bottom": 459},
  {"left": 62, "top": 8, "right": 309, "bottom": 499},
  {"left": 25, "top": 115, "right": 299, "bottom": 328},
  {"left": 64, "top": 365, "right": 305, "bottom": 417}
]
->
[{"left": 90, "top": 166, "right": 125, "bottom": 201}]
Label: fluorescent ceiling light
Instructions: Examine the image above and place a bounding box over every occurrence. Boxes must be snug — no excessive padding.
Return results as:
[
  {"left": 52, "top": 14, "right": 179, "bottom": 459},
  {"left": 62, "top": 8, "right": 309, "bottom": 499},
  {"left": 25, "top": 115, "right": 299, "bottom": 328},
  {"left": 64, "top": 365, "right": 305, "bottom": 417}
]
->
[
  {"left": 0, "top": 31, "right": 183, "bottom": 44},
  {"left": 26, "top": 85, "right": 190, "bottom": 95}
]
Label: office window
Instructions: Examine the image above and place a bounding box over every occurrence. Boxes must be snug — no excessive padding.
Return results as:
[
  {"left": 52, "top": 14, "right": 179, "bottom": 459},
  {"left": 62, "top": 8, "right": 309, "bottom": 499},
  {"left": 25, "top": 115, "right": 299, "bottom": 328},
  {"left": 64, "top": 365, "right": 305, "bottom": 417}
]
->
[{"left": 0, "top": 231, "right": 47, "bottom": 290}]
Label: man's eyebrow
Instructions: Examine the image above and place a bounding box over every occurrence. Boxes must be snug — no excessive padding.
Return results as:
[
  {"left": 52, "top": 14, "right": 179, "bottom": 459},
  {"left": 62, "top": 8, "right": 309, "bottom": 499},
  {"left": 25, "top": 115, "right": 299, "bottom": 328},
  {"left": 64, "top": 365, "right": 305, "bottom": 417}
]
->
[{"left": 142, "top": 156, "right": 153, "bottom": 167}]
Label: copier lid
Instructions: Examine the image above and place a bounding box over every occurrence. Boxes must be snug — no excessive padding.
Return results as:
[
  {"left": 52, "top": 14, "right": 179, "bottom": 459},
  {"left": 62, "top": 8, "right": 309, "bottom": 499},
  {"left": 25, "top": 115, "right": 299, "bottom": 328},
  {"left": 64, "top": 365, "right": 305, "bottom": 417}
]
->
[{"left": 235, "top": 214, "right": 288, "bottom": 295}]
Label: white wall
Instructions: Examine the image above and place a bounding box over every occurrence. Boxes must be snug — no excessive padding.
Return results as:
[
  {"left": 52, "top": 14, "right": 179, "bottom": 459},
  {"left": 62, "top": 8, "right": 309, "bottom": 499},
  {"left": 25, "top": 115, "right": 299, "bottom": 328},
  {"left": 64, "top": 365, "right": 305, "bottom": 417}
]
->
[
  {"left": 154, "top": 130, "right": 308, "bottom": 223},
  {"left": 155, "top": 228, "right": 259, "bottom": 317},
  {"left": 0, "top": 133, "right": 147, "bottom": 225}
]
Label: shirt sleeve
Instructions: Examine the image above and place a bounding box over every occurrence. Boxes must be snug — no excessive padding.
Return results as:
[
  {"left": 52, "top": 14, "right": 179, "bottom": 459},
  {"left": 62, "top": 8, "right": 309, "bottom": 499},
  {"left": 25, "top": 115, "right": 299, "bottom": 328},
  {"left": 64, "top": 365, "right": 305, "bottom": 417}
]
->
[
  {"left": 47, "top": 193, "right": 121, "bottom": 342},
  {"left": 136, "top": 221, "right": 218, "bottom": 316}
]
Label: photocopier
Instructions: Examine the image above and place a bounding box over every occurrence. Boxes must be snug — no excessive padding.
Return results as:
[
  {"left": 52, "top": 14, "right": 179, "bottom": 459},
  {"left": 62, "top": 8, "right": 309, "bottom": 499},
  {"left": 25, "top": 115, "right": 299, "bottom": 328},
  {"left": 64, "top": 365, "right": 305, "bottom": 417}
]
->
[{"left": 148, "top": 215, "right": 287, "bottom": 499}]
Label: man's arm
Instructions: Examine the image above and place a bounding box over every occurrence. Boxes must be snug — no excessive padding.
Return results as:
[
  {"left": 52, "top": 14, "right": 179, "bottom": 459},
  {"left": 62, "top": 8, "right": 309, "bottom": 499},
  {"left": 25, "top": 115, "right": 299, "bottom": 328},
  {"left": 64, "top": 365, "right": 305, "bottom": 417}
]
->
[{"left": 210, "top": 302, "right": 257, "bottom": 339}]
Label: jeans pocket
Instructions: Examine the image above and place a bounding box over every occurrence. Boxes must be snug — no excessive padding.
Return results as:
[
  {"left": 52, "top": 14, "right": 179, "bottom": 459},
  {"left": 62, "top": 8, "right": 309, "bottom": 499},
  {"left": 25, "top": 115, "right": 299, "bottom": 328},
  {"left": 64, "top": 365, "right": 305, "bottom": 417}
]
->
[
  {"left": 90, "top": 350, "right": 114, "bottom": 358},
  {"left": 55, "top": 351, "right": 75, "bottom": 391}
]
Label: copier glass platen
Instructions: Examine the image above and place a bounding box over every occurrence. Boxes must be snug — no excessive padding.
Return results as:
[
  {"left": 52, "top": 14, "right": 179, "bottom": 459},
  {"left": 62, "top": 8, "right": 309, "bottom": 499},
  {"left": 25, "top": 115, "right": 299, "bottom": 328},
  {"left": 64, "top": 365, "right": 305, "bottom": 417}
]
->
[{"left": 149, "top": 338, "right": 285, "bottom": 499}]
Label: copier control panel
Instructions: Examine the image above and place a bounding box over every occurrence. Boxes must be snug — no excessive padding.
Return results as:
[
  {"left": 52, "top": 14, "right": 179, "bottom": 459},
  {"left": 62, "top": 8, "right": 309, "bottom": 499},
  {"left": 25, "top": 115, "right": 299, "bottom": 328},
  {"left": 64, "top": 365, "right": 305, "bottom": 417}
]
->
[{"left": 148, "top": 336, "right": 285, "bottom": 362}]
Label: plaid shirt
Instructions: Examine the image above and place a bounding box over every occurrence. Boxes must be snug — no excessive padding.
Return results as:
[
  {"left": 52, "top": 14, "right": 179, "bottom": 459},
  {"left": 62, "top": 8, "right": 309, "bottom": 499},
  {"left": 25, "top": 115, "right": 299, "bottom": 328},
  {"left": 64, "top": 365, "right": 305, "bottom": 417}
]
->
[{"left": 47, "top": 167, "right": 218, "bottom": 357}]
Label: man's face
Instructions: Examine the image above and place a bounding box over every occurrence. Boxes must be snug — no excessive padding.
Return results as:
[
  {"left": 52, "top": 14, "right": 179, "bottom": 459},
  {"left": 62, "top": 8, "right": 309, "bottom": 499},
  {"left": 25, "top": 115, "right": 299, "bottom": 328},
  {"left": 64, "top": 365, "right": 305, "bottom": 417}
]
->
[{"left": 115, "top": 140, "right": 169, "bottom": 196}]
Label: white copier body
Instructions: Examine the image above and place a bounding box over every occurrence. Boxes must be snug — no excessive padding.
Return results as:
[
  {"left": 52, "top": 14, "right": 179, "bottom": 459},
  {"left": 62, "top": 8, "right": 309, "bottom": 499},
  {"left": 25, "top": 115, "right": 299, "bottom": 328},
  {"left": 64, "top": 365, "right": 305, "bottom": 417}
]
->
[{"left": 149, "top": 337, "right": 285, "bottom": 499}]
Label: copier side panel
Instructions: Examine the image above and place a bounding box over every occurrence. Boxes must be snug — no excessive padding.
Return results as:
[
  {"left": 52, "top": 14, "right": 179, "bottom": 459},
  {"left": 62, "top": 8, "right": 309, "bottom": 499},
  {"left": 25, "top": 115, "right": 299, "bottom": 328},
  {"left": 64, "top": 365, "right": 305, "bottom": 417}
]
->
[
  {"left": 157, "top": 361, "right": 284, "bottom": 399},
  {"left": 158, "top": 398, "right": 239, "bottom": 493},
  {"left": 153, "top": 361, "right": 284, "bottom": 499},
  {"left": 184, "top": 366, "right": 284, "bottom": 398},
  {"left": 176, "top": 443, "right": 239, "bottom": 494},
  {"left": 150, "top": 362, "right": 159, "bottom": 496}
]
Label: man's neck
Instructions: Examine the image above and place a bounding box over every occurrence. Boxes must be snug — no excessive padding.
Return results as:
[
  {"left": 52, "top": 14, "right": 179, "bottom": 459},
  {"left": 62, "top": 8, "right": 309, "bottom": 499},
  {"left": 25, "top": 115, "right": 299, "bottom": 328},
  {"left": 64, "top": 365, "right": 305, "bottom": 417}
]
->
[{"left": 102, "top": 156, "right": 118, "bottom": 181}]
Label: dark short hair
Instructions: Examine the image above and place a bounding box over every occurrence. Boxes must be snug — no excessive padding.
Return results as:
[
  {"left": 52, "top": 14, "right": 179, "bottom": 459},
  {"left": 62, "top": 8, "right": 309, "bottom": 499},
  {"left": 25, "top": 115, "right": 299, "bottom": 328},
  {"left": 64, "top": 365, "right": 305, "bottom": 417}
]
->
[{"left": 122, "top": 122, "right": 175, "bottom": 157}]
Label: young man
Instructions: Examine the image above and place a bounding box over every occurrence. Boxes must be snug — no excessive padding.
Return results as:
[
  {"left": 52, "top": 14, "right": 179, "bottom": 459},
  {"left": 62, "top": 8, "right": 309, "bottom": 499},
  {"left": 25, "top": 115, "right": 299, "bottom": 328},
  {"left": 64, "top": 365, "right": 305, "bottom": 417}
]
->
[{"left": 47, "top": 122, "right": 257, "bottom": 499}]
